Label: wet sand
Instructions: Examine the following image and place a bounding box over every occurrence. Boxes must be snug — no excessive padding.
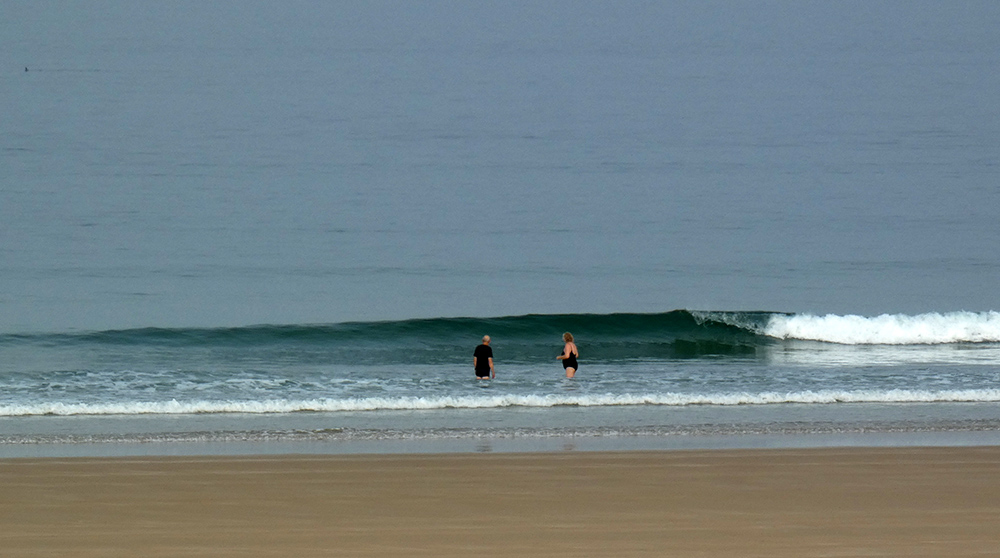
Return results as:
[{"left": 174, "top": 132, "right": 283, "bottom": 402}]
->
[{"left": 2, "top": 446, "right": 1000, "bottom": 557}]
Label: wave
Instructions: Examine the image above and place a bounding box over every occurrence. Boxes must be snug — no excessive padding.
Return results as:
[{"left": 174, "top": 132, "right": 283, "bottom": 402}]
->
[
  {"left": 3, "top": 310, "right": 769, "bottom": 344},
  {"left": 5, "top": 389, "right": 1000, "bottom": 417},
  {"left": 0, "top": 310, "right": 774, "bottom": 362},
  {"left": 764, "top": 311, "right": 1000, "bottom": 345},
  {"left": 3, "top": 311, "right": 997, "bottom": 366}
]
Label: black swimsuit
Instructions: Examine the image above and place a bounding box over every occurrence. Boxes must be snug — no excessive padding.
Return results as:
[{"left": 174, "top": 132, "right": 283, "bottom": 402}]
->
[{"left": 562, "top": 349, "right": 578, "bottom": 370}]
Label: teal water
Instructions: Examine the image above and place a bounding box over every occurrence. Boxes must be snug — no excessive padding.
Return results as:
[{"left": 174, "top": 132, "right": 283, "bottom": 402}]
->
[
  {"left": 3, "top": 1, "right": 999, "bottom": 455},
  {"left": 2, "top": 310, "right": 1000, "bottom": 456}
]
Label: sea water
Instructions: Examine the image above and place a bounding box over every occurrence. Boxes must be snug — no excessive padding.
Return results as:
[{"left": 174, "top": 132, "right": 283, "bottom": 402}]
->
[
  {"left": 3, "top": 311, "right": 1000, "bottom": 456},
  {"left": 2, "top": 1, "right": 999, "bottom": 456}
]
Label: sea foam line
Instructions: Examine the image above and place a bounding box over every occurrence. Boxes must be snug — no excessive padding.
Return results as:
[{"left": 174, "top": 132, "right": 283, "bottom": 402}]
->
[
  {"left": 764, "top": 311, "right": 1000, "bottom": 345},
  {"left": 4, "top": 389, "right": 1000, "bottom": 416}
]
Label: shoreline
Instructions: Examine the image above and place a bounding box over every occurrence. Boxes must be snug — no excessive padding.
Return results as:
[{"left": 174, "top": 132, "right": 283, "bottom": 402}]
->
[
  {"left": 4, "top": 446, "right": 1000, "bottom": 556},
  {"left": 5, "top": 401, "right": 1000, "bottom": 459},
  {"left": 4, "top": 427, "right": 1000, "bottom": 459}
]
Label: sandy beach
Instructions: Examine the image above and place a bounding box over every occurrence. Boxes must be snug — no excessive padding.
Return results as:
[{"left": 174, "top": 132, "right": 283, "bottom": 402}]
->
[{"left": 2, "top": 446, "right": 1000, "bottom": 557}]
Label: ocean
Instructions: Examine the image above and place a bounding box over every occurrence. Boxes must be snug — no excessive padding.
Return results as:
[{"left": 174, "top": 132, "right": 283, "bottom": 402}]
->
[{"left": 3, "top": 1, "right": 999, "bottom": 457}]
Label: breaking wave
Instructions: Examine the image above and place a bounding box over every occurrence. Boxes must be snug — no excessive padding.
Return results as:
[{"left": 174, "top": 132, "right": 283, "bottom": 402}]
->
[
  {"left": 4, "top": 389, "right": 1000, "bottom": 417},
  {"left": 764, "top": 311, "right": 1000, "bottom": 345}
]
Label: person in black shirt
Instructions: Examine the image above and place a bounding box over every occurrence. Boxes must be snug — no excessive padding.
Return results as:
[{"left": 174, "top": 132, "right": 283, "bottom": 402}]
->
[{"left": 473, "top": 335, "right": 495, "bottom": 379}]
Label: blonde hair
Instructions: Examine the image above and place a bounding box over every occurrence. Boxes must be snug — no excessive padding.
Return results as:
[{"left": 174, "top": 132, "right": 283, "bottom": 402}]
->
[{"left": 563, "top": 332, "right": 573, "bottom": 342}]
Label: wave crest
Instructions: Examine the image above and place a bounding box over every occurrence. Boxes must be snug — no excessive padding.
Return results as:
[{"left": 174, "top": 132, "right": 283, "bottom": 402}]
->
[
  {"left": 765, "top": 311, "right": 1000, "bottom": 345},
  {"left": 5, "top": 389, "right": 1000, "bottom": 417}
]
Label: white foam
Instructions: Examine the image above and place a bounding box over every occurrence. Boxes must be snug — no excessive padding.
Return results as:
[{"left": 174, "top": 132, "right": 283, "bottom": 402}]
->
[
  {"left": 764, "top": 311, "right": 1000, "bottom": 345},
  {"left": 4, "top": 389, "right": 1000, "bottom": 416}
]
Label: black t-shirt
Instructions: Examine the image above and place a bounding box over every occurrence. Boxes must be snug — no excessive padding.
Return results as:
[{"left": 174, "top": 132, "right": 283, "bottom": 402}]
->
[{"left": 473, "top": 344, "right": 493, "bottom": 372}]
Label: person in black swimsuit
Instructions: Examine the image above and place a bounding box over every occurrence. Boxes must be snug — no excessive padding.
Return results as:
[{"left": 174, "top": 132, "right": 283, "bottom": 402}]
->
[
  {"left": 473, "top": 335, "right": 495, "bottom": 379},
  {"left": 556, "top": 332, "right": 578, "bottom": 378}
]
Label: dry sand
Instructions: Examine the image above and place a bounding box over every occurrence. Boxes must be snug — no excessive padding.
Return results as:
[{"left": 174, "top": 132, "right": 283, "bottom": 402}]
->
[{"left": 2, "top": 446, "right": 1000, "bottom": 557}]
